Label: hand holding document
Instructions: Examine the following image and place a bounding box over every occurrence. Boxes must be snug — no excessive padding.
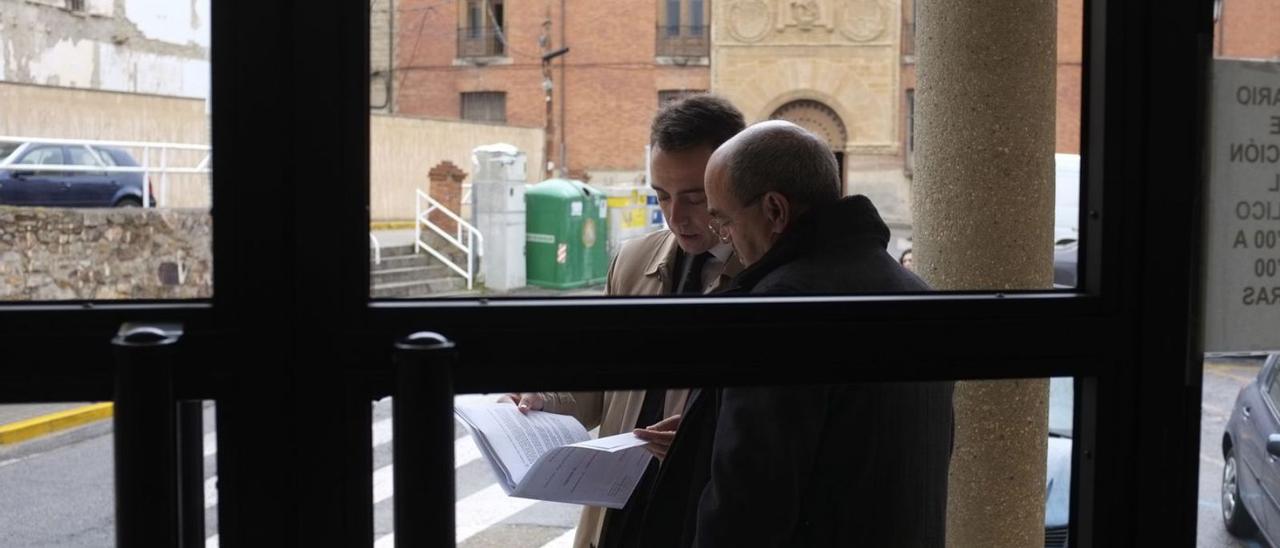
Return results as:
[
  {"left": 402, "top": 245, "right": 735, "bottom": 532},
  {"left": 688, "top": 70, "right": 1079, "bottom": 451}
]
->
[{"left": 454, "top": 403, "right": 655, "bottom": 509}]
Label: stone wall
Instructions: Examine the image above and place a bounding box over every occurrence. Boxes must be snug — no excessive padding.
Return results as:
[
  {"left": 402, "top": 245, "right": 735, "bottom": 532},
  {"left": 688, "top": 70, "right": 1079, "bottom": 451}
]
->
[{"left": 0, "top": 206, "right": 212, "bottom": 300}]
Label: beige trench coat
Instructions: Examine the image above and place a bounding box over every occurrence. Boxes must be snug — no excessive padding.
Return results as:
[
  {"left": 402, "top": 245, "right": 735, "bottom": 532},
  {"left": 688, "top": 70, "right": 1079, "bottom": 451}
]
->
[{"left": 538, "top": 229, "right": 740, "bottom": 548}]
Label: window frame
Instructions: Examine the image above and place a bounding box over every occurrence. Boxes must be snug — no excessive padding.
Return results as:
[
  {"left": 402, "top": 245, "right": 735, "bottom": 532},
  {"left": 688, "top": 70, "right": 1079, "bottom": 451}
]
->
[
  {"left": 460, "top": 91, "right": 508, "bottom": 124},
  {"left": 0, "top": 0, "right": 1217, "bottom": 547}
]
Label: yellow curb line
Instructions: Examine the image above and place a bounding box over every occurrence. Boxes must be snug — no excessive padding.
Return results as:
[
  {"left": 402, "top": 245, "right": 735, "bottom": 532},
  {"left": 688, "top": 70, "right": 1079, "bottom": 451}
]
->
[
  {"left": 0, "top": 403, "right": 114, "bottom": 445},
  {"left": 370, "top": 221, "right": 416, "bottom": 231}
]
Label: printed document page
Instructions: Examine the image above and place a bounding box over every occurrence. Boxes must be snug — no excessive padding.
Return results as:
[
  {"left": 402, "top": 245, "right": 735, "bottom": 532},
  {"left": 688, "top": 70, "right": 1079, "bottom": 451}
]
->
[
  {"left": 455, "top": 404, "right": 655, "bottom": 508},
  {"left": 454, "top": 403, "right": 592, "bottom": 488},
  {"left": 513, "top": 432, "right": 654, "bottom": 508}
]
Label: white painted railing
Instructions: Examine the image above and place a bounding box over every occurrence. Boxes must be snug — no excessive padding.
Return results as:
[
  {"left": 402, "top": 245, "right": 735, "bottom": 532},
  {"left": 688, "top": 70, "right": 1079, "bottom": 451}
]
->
[
  {"left": 0, "top": 136, "right": 212, "bottom": 208},
  {"left": 415, "top": 189, "right": 484, "bottom": 290}
]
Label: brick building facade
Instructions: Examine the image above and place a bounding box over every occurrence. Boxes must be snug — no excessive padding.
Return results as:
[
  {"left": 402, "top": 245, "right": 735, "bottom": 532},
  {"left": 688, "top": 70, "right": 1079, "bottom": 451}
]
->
[
  {"left": 381, "top": 0, "right": 1280, "bottom": 198},
  {"left": 391, "top": 0, "right": 710, "bottom": 185}
]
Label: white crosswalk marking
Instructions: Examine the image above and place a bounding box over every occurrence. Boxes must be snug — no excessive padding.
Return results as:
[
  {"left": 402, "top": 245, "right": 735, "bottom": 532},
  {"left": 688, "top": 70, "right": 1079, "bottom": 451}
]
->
[
  {"left": 373, "top": 417, "right": 391, "bottom": 446},
  {"left": 372, "top": 463, "right": 393, "bottom": 504},
  {"left": 371, "top": 416, "right": 484, "bottom": 468},
  {"left": 455, "top": 483, "right": 541, "bottom": 543},
  {"left": 371, "top": 434, "right": 485, "bottom": 504},
  {"left": 204, "top": 475, "right": 217, "bottom": 509},
  {"left": 203, "top": 396, "right": 580, "bottom": 546}
]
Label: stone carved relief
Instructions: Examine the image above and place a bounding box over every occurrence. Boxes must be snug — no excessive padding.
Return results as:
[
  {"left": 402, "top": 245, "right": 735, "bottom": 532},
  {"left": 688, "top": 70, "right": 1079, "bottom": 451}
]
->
[
  {"left": 790, "top": 1, "right": 822, "bottom": 29},
  {"left": 728, "top": 0, "right": 773, "bottom": 43},
  {"left": 724, "top": 0, "right": 890, "bottom": 44},
  {"left": 838, "top": 0, "right": 888, "bottom": 42}
]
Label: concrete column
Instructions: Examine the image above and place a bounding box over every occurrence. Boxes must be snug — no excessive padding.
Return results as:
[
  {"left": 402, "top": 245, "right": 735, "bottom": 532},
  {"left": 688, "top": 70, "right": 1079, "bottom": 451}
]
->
[{"left": 912, "top": 1, "right": 1056, "bottom": 546}]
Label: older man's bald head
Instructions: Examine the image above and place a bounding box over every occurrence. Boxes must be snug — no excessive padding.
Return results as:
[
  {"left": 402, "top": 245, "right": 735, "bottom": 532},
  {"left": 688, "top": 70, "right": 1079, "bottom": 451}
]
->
[{"left": 708, "top": 120, "right": 841, "bottom": 211}]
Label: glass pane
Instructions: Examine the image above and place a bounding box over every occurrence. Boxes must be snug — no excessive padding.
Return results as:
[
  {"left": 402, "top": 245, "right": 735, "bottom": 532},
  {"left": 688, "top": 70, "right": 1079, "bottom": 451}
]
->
[
  {"left": 66, "top": 147, "right": 101, "bottom": 167},
  {"left": 1199, "top": 3, "right": 1279, "bottom": 545},
  {"left": 0, "top": 400, "right": 218, "bottom": 547},
  {"left": 372, "top": 378, "right": 1071, "bottom": 546},
  {"left": 373, "top": 0, "right": 1082, "bottom": 299},
  {"left": 0, "top": 0, "right": 212, "bottom": 302}
]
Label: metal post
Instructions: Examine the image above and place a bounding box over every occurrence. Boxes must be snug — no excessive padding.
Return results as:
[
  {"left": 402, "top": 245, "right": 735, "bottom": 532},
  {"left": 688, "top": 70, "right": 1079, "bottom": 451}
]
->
[
  {"left": 392, "top": 332, "right": 457, "bottom": 548},
  {"left": 160, "top": 148, "right": 169, "bottom": 208},
  {"left": 143, "top": 147, "right": 152, "bottom": 208},
  {"left": 467, "top": 231, "right": 474, "bottom": 290},
  {"left": 177, "top": 401, "right": 205, "bottom": 548},
  {"left": 112, "top": 324, "right": 181, "bottom": 548},
  {"left": 414, "top": 193, "right": 422, "bottom": 255}
]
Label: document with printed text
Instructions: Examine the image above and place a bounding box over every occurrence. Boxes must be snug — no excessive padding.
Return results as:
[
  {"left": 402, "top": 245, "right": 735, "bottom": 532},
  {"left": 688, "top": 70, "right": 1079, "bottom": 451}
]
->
[{"left": 454, "top": 403, "right": 654, "bottom": 509}]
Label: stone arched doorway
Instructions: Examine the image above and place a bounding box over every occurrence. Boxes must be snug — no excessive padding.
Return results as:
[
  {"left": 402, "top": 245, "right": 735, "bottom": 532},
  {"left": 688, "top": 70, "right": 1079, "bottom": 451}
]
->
[{"left": 769, "top": 99, "right": 848, "bottom": 188}]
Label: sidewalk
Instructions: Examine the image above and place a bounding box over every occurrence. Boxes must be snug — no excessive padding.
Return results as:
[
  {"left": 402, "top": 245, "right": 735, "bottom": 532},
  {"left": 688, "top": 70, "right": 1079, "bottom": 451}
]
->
[{"left": 0, "top": 402, "right": 113, "bottom": 445}]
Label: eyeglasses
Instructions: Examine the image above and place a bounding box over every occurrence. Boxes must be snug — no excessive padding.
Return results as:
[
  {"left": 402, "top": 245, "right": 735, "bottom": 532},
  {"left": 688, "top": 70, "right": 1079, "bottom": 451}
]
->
[
  {"left": 708, "top": 216, "right": 732, "bottom": 241},
  {"left": 707, "top": 192, "right": 766, "bottom": 241}
]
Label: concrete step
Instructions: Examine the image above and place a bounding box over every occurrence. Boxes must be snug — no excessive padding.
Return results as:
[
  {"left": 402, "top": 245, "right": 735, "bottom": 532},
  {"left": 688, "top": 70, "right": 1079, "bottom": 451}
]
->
[
  {"left": 372, "top": 250, "right": 473, "bottom": 271},
  {"left": 371, "top": 243, "right": 418, "bottom": 259},
  {"left": 372, "top": 246, "right": 469, "bottom": 266},
  {"left": 371, "top": 277, "right": 469, "bottom": 299},
  {"left": 370, "top": 242, "right": 465, "bottom": 262},
  {"left": 370, "top": 265, "right": 455, "bottom": 285},
  {"left": 373, "top": 253, "right": 438, "bottom": 271}
]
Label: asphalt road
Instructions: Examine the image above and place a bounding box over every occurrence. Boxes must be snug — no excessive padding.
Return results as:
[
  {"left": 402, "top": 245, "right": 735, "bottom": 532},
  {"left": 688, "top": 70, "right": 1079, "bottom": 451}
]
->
[{"left": 0, "top": 368, "right": 1268, "bottom": 547}]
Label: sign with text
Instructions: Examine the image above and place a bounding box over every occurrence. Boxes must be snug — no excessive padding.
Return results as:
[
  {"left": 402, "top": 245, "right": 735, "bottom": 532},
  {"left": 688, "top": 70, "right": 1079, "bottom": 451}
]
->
[{"left": 1206, "top": 59, "right": 1280, "bottom": 352}]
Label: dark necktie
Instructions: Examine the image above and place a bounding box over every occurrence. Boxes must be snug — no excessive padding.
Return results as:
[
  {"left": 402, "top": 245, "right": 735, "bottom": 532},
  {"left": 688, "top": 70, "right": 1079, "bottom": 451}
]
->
[
  {"left": 678, "top": 251, "right": 711, "bottom": 294},
  {"left": 598, "top": 389, "right": 667, "bottom": 548}
]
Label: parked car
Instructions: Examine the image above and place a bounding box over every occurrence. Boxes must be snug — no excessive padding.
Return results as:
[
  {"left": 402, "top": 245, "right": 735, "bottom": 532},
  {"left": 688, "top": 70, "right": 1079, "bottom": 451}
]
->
[
  {"left": 1222, "top": 352, "right": 1280, "bottom": 545},
  {"left": 1053, "top": 153, "right": 1080, "bottom": 288},
  {"left": 1045, "top": 377, "right": 1074, "bottom": 547},
  {"left": 0, "top": 141, "right": 154, "bottom": 208}
]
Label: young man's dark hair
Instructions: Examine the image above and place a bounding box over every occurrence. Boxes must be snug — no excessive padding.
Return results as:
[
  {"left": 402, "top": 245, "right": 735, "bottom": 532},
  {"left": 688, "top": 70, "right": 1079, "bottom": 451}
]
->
[{"left": 649, "top": 93, "right": 747, "bottom": 152}]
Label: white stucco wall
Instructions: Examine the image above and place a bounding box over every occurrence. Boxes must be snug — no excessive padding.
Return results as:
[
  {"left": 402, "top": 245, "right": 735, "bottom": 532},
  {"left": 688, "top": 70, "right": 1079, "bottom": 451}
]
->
[
  {"left": 98, "top": 43, "right": 210, "bottom": 98},
  {"left": 1, "top": 0, "right": 209, "bottom": 99},
  {"left": 126, "top": 0, "right": 210, "bottom": 47},
  {"left": 25, "top": 38, "right": 96, "bottom": 88}
]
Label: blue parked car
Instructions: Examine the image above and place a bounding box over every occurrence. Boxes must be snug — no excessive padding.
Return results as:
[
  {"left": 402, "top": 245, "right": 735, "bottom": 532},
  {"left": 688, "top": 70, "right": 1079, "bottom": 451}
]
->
[
  {"left": 0, "top": 141, "right": 154, "bottom": 208},
  {"left": 1222, "top": 352, "right": 1280, "bottom": 545}
]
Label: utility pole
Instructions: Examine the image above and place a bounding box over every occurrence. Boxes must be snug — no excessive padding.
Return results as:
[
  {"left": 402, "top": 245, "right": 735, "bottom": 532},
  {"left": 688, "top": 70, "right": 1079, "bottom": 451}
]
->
[
  {"left": 540, "top": 16, "right": 554, "bottom": 179},
  {"left": 540, "top": 17, "right": 569, "bottom": 180}
]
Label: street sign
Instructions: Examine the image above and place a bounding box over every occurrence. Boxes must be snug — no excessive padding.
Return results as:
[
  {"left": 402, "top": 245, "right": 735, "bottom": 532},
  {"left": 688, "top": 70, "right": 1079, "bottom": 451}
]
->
[{"left": 1205, "top": 59, "right": 1280, "bottom": 352}]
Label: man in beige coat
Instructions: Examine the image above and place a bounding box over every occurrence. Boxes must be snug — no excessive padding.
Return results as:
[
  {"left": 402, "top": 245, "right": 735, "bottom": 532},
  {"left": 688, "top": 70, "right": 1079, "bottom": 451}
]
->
[{"left": 500, "top": 94, "right": 745, "bottom": 548}]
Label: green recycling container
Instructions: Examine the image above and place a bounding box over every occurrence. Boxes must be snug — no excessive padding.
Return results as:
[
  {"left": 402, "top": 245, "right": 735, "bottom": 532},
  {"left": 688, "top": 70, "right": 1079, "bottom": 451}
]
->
[{"left": 525, "top": 179, "right": 609, "bottom": 289}]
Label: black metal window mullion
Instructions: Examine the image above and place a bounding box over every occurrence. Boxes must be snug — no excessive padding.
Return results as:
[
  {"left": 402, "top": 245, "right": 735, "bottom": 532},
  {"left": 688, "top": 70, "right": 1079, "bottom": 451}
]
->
[{"left": 0, "top": 0, "right": 1214, "bottom": 546}]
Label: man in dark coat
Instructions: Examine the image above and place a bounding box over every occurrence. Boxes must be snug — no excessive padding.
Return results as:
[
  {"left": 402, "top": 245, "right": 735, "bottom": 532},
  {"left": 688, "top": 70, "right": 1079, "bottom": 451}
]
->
[{"left": 640, "top": 120, "right": 954, "bottom": 547}]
